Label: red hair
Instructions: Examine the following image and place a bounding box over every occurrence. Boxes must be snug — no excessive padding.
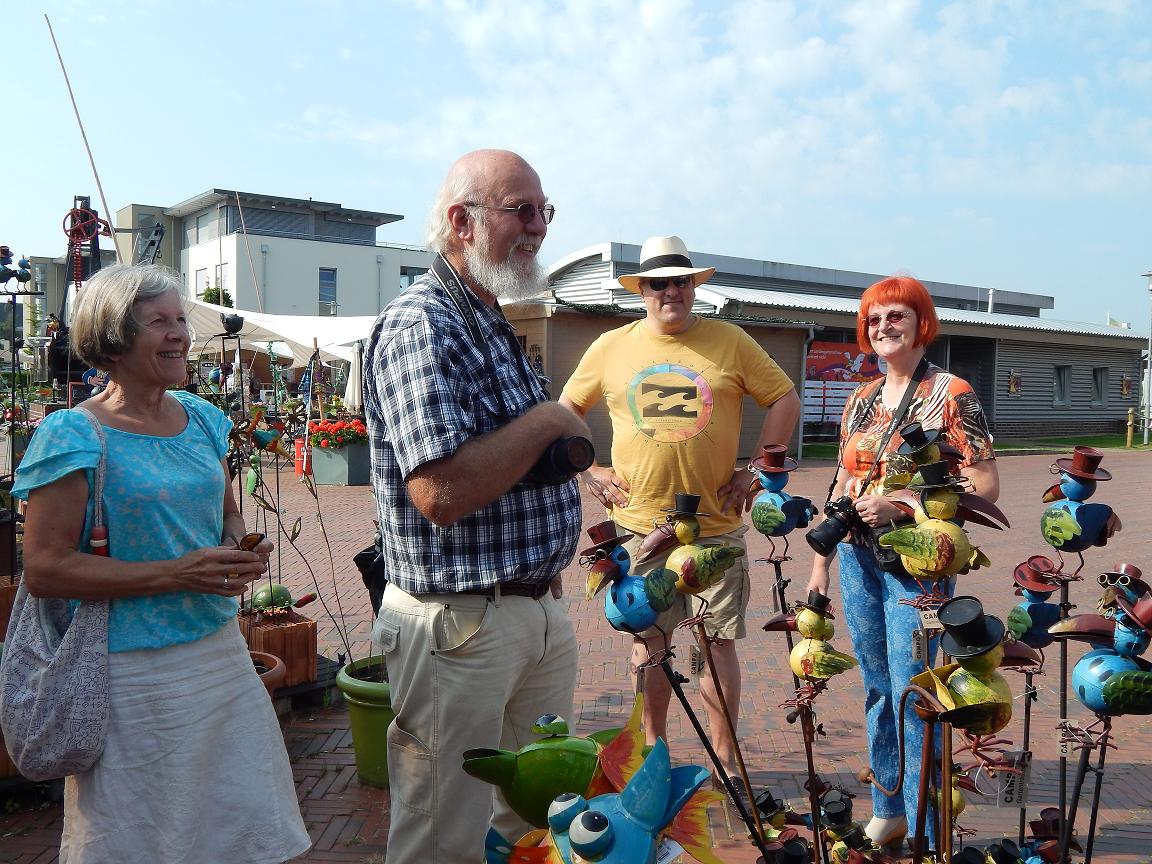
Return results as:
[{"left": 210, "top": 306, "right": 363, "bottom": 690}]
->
[{"left": 856, "top": 276, "right": 939, "bottom": 352}]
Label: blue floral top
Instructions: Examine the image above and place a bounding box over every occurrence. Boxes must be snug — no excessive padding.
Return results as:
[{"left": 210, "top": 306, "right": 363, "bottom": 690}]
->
[{"left": 13, "top": 390, "right": 235, "bottom": 652}]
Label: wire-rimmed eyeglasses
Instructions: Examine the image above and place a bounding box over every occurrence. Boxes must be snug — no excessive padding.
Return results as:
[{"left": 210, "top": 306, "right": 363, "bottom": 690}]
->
[{"left": 464, "top": 202, "right": 555, "bottom": 225}]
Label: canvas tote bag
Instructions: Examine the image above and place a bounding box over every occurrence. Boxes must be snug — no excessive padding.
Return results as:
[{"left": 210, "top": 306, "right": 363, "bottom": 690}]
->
[{"left": 0, "top": 406, "right": 110, "bottom": 781}]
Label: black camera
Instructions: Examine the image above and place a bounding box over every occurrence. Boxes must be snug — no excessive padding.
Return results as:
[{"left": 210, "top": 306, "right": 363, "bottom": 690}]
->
[
  {"left": 523, "top": 436, "right": 595, "bottom": 485},
  {"left": 804, "top": 495, "right": 864, "bottom": 556}
]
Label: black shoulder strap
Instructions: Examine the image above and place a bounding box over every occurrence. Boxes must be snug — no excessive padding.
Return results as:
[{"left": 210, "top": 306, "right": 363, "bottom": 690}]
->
[
  {"left": 428, "top": 255, "right": 546, "bottom": 420},
  {"left": 823, "top": 356, "right": 930, "bottom": 504}
]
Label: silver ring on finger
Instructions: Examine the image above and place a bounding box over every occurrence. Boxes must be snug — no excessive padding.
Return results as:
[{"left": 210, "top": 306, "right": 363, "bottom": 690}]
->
[{"left": 224, "top": 575, "right": 230, "bottom": 588}]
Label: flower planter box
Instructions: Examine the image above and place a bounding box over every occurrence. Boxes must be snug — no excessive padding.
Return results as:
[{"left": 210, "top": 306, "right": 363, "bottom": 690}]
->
[
  {"left": 237, "top": 612, "right": 317, "bottom": 687},
  {"left": 310, "top": 442, "right": 370, "bottom": 486}
]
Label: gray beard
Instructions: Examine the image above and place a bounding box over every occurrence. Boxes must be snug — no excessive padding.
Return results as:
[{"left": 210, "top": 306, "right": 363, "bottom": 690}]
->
[{"left": 462, "top": 239, "right": 548, "bottom": 302}]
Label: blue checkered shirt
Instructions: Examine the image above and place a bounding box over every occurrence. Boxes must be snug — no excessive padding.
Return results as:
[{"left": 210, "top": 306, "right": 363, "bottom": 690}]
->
[{"left": 364, "top": 271, "right": 581, "bottom": 594}]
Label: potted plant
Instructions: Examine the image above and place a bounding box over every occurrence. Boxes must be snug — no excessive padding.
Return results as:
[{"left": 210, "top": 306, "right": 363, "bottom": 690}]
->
[
  {"left": 307, "top": 418, "right": 370, "bottom": 486},
  {"left": 335, "top": 655, "right": 393, "bottom": 788}
]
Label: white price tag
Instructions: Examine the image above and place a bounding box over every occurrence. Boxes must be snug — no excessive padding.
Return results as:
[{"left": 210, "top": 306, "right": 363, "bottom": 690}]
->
[
  {"left": 997, "top": 750, "right": 1032, "bottom": 807},
  {"left": 919, "top": 608, "right": 941, "bottom": 629},
  {"left": 911, "top": 629, "right": 926, "bottom": 662},
  {"left": 655, "top": 838, "right": 685, "bottom": 864},
  {"left": 1058, "top": 719, "right": 1072, "bottom": 756}
]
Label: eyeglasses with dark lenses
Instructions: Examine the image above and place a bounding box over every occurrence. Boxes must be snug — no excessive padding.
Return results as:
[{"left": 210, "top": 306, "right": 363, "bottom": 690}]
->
[
  {"left": 464, "top": 202, "right": 555, "bottom": 225},
  {"left": 646, "top": 275, "right": 694, "bottom": 292},
  {"left": 865, "top": 310, "right": 912, "bottom": 328}
]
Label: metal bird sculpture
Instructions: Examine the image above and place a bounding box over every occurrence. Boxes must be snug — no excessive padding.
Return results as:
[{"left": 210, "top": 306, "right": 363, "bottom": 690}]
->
[
  {"left": 632, "top": 492, "right": 707, "bottom": 565},
  {"left": 580, "top": 522, "right": 677, "bottom": 635},
  {"left": 747, "top": 446, "right": 815, "bottom": 554},
  {"left": 463, "top": 699, "right": 646, "bottom": 829},
  {"left": 1040, "top": 447, "right": 1120, "bottom": 561},
  {"left": 788, "top": 590, "right": 857, "bottom": 682},
  {"left": 1009, "top": 556, "right": 1062, "bottom": 650},
  {"left": 544, "top": 739, "right": 714, "bottom": 864},
  {"left": 914, "top": 597, "right": 1013, "bottom": 736}
]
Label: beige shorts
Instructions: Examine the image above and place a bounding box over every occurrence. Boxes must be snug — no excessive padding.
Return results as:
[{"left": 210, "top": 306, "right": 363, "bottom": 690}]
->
[{"left": 618, "top": 523, "right": 751, "bottom": 641}]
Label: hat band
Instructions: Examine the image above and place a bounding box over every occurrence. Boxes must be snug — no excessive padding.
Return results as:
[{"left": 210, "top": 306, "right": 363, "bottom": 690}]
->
[{"left": 639, "top": 253, "right": 694, "bottom": 271}]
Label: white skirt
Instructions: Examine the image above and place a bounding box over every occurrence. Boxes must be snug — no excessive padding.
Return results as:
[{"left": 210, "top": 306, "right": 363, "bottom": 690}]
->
[{"left": 60, "top": 623, "right": 312, "bottom": 863}]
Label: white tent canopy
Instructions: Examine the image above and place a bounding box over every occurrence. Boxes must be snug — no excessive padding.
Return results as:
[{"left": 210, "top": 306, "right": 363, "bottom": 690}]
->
[{"left": 186, "top": 298, "right": 378, "bottom": 367}]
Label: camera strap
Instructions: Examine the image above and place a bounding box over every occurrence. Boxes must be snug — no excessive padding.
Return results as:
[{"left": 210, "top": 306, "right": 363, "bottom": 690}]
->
[
  {"left": 822, "top": 355, "right": 931, "bottom": 505},
  {"left": 430, "top": 254, "right": 544, "bottom": 421}
]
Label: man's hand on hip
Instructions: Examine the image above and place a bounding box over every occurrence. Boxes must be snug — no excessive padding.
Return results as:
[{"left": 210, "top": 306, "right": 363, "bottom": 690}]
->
[{"left": 718, "top": 468, "right": 757, "bottom": 514}]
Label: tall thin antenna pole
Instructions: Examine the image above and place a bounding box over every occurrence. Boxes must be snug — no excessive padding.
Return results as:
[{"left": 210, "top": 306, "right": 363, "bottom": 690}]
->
[
  {"left": 235, "top": 193, "right": 267, "bottom": 313},
  {"left": 45, "top": 15, "right": 122, "bottom": 265}
]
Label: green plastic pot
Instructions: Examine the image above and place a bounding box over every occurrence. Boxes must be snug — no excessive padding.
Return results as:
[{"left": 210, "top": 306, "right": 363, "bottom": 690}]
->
[{"left": 336, "top": 655, "right": 394, "bottom": 788}]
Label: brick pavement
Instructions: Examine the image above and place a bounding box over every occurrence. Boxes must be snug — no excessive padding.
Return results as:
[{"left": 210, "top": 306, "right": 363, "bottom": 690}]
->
[{"left": 2, "top": 449, "right": 1150, "bottom": 863}]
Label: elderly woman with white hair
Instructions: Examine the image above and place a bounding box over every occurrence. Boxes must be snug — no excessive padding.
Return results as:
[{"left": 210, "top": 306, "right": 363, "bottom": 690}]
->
[{"left": 13, "top": 264, "right": 310, "bottom": 862}]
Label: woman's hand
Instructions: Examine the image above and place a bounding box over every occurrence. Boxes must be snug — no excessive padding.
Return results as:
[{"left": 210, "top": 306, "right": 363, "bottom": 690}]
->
[
  {"left": 807, "top": 554, "right": 831, "bottom": 596},
  {"left": 173, "top": 546, "right": 268, "bottom": 597},
  {"left": 582, "top": 465, "right": 630, "bottom": 509},
  {"left": 853, "top": 494, "right": 905, "bottom": 529}
]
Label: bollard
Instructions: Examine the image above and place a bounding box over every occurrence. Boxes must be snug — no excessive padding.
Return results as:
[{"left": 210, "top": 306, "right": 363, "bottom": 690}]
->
[{"left": 1127, "top": 408, "right": 1134, "bottom": 448}]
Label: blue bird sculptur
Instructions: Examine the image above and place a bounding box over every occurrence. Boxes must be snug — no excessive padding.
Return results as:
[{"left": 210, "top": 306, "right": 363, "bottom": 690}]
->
[
  {"left": 1040, "top": 446, "right": 1121, "bottom": 564},
  {"left": 581, "top": 521, "right": 677, "bottom": 635},
  {"left": 546, "top": 738, "right": 711, "bottom": 864},
  {"left": 1006, "top": 556, "right": 1062, "bottom": 650},
  {"left": 1068, "top": 588, "right": 1152, "bottom": 717},
  {"left": 746, "top": 445, "right": 815, "bottom": 556}
]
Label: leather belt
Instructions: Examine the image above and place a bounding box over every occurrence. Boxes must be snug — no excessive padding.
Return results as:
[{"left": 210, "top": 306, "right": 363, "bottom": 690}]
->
[{"left": 457, "top": 582, "right": 551, "bottom": 599}]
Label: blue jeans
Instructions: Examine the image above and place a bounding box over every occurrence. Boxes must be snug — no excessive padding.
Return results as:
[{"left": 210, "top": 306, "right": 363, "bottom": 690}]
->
[{"left": 837, "top": 542, "right": 953, "bottom": 847}]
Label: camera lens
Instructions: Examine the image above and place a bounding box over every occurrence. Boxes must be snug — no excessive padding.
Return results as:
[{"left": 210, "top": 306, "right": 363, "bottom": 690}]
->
[
  {"left": 805, "top": 516, "right": 850, "bottom": 556},
  {"left": 557, "top": 436, "right": 595, "bottom": 473}
]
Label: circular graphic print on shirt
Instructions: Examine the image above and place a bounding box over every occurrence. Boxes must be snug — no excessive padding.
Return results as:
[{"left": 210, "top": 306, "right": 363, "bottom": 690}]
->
[{"left": 626, "top": 363, "right": 713, "bottom": 442}]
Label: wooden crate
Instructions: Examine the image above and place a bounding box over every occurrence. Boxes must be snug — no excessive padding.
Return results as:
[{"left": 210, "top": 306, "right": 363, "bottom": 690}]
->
[{"left": 237, "top": 613, "right": 317, "bottom": 687}]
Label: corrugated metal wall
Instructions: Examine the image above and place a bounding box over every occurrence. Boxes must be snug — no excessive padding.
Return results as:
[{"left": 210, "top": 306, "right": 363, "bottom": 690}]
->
[{"left": 994, "top": 340, "right": 1143, "bottom": 434}]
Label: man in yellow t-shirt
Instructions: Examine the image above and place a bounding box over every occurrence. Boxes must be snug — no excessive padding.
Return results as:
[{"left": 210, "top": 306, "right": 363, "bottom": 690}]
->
[{"left": 560, "top": 235, "right": 800, "bottom": 791}]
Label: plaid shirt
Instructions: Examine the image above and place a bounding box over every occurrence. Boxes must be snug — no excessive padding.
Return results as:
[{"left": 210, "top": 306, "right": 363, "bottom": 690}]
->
[{"left": 364, "top": 271, "right": 581, "bottom": 594}]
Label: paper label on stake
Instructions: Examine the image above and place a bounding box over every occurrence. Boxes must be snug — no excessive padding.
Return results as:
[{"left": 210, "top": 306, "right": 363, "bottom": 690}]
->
[
  {"left": 997, "top": 750, "right": 1032, "bottom": 807},
  {"left": 911, "top": 629, "right": 926, "bottom": 662},
  {"left": 689, "top": 644, "right": 705, "bottom": 677},
  {"left": 1057, "top": 719, "right": 1072, "bottom": 756},
  {"left": 919, "top": 608, "right": 941, "bottom": 629},
  {"left": 655, "top": 839, "right": 685, "bottom": 864}
]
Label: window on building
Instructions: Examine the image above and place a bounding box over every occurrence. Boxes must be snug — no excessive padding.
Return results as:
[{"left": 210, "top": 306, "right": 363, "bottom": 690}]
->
[
  {"left": 319, "top": 267, "right": 338, "bottom": 315},
  {"left": 1091, "top": 367, "right": 1109, "bottom": 406},
  {"left": 194, "top": 268, "right": 209, "bottom": 299},
  {"left": 400, "top": 266, "right": 428, "bottom": 292},
  {"left": 214, "top": 263, "right": 228, "bottom": 294},
  {"left": 1054, "top": 365, "right": 1071, "bottom": 406},
  {"left": 195, "top": 211, "right": 217, "bottom": 244}
]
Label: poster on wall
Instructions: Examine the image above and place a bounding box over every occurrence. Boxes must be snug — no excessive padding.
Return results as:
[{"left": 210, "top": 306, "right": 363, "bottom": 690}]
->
[
  {"left": 1007, "top": 369, "right": 1022, "bottom": 397},
  {"left": 803, "top": 342, "right": 881, "bottom": 425},
  {"left": 805, "top": 342, "right": 881, "bottom": 382}
]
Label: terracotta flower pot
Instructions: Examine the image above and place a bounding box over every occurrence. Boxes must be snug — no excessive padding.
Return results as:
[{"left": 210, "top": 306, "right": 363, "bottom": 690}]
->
[{"left": 250, "top": 650, "right": 286, "bottom": 698}]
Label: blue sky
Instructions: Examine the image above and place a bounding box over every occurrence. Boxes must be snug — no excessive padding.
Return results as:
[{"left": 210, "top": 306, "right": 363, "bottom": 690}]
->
[{"left": 4, "top": 0, "right": 1151, "bottom": 331}]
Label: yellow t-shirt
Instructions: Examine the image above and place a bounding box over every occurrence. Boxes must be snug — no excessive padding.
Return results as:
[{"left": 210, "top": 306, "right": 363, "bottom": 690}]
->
[{"left": 563, "top": 317, "right": 795, "bottom": 536}]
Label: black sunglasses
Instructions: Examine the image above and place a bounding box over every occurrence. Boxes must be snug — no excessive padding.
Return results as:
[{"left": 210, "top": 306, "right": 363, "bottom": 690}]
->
[
  {"left": 865, "top": 310, "right": 912, "bottom": 328},
  {"left": 645, "top": 275, "right": 694, "bottom": 292},
  {"left": 464, "top": 202, "right": 555, "bottom": 225}
]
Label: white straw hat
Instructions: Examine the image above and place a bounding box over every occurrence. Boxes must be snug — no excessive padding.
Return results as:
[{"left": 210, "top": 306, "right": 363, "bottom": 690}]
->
[{"left": 617, "top": 235, "right": 716, "bottom": 294}]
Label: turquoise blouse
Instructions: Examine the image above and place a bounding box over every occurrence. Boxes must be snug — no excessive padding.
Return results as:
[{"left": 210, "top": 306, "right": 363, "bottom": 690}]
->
[{"left": 13, "top": 390, "right": 237, "bottom": 652}]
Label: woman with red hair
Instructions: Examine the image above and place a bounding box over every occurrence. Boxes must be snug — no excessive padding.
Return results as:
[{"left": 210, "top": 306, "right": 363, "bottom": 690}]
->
[{"left": 807, "top": 275, "right": 998, "bottom": 853}]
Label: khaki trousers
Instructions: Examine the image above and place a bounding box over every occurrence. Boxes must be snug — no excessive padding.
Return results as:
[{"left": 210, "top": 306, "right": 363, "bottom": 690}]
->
[{"left": 372, "top": 582, "right": 578, "bottom": 863}]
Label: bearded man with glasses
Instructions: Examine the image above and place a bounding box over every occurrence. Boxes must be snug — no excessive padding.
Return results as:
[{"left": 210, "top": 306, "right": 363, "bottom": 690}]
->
[
  {"left": 364, "top": 149, "right": 590, "bottom": 863},
  {"left": 560, "top": 235, "right": 801, "bottom": 802}
]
